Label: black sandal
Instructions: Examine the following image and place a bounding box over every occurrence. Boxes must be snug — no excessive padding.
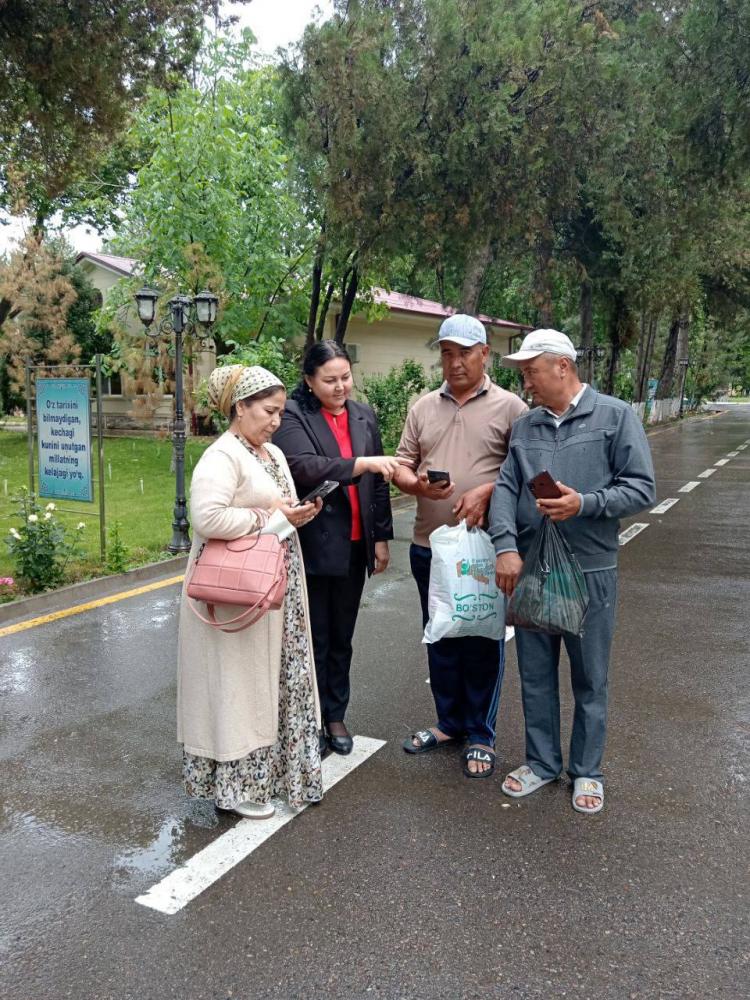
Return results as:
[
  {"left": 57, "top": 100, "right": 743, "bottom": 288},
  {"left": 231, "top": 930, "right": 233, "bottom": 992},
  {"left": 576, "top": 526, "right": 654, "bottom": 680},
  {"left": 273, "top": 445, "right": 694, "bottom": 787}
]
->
[
  {"left": 463, "top": 745, "right": 495, "bottom": 779},
  {"left": 402, "top": 729, "right": 459, "bottom": 754}
]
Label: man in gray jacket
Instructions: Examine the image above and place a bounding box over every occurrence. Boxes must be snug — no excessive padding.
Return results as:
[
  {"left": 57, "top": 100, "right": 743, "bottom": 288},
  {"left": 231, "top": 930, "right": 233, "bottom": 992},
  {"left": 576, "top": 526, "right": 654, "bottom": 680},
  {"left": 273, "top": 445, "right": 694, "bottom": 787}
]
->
[{"left": 489, "top": 329, "right": 656, "bottom": 814}]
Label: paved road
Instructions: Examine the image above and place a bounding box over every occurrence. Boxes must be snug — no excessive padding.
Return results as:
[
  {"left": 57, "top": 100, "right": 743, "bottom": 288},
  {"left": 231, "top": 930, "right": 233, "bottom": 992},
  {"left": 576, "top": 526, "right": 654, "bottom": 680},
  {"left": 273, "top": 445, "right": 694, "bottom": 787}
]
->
[{"left": 1, "top": 409, "right": 748, "bottom": 1000}]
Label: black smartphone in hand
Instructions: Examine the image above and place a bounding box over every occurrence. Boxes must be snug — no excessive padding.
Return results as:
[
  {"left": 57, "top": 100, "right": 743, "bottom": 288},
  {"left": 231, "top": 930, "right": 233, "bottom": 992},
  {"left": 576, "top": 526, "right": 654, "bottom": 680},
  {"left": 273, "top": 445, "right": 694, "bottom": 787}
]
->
[
  {"left": 528, "top": 470, "right": 563, "bottom": 500},
  {"left": 426, "top": 469, "right": 450, "bottom": 485},
  {"left": 295, "top": 480, "right": 339, "bottom": 506}
]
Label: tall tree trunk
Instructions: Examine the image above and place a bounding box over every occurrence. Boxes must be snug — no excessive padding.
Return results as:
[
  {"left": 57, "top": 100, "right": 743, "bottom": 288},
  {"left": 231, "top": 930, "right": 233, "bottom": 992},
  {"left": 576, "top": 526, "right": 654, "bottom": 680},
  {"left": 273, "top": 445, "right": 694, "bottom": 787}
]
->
[
  {"left": 315, "top": 281, "right": 335, "bottom": 341},
  {"left": 459, "top": 237, "right": 493, "bottom": 314},
  {"left": 334, "top": 266, "right": 359, "bottom": 344},
  {"left": 633, "top": 312, "right": 648, "bottom": 403},
  {"left": 656, "top": 315, "right": 680, "bottom": 399},
  {"left": 656, "top": 306, "right": 690, "bottom": 400},
  {"left": 634, "top": 313, "right": 658, "bottom": 402},
  {"left": 579, "top": 277, "right": 594, "bottom": 384},
  {"left": 306, "top": 237, "right": 325, "bottom": 349},
  {"left": 603, "top": 294, "right": 629, "bottom": 396},
  {"left": 532, "top": 231, "right": 554, "bottom": 326}
]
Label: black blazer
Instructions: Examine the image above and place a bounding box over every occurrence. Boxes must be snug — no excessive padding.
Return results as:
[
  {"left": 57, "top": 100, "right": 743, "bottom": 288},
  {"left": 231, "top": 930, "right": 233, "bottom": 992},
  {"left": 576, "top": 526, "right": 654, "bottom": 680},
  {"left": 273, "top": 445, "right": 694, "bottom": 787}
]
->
[{"left": 273, "top": 398, "right": 394, "bottom": 577}]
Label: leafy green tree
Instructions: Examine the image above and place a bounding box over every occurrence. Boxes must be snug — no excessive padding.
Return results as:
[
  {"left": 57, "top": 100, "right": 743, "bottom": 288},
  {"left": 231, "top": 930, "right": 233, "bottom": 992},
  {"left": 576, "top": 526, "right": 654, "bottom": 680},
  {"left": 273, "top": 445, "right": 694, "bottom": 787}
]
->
[
  {"left": 111, "top": 34, "right": 311, "bottom": 345},
  {"left": 0, "top": 1, "right": 249, "bottom": 226}
]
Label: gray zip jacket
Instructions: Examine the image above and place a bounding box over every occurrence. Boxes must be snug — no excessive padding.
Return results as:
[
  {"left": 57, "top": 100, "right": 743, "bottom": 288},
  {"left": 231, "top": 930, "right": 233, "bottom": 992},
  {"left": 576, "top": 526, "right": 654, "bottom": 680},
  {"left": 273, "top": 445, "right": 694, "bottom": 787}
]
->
[{"left": 489, "top": 386, "right": 656, "bottom": 572}]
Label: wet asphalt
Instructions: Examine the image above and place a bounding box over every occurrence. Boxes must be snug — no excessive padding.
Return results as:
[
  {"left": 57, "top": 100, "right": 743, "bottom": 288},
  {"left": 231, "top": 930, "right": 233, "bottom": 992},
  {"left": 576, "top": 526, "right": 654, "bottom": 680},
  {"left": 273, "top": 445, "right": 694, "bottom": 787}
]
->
[{"left": 1, "top": 407, "right": 748, "bottom": 1000}]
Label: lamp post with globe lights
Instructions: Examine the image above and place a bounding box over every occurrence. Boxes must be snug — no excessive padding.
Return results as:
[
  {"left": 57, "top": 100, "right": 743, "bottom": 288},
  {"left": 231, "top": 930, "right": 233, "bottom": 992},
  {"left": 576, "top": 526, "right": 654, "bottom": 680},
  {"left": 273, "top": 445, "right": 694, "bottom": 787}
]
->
[{"left": 134, "top": 288, "right": 219, "bottom": 553}]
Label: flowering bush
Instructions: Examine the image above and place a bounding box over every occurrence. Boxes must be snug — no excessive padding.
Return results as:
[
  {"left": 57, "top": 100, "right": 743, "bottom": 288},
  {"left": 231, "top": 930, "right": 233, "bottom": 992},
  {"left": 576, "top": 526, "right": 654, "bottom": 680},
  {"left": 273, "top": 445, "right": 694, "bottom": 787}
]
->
[
  {"left": 5, "top": 490, "right": 86, "bottom": 593},
  {"left": 0, "top": 576, "right": 15, "bottom": 604}
]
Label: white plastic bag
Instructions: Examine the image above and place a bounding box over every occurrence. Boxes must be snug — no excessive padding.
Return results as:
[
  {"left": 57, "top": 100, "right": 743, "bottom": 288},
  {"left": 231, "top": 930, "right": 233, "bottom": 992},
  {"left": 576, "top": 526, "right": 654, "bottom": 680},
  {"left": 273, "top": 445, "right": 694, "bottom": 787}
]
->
[{"left": 423, "top": 521, "right": 505, "bottom": 643}]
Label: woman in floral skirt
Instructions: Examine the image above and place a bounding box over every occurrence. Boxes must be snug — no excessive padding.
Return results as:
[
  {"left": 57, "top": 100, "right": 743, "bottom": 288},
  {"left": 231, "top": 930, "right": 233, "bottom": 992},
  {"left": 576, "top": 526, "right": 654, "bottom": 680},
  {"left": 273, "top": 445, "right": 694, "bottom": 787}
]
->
[{"left": 177, "top": 364, "right": 323, "bottom": 819}]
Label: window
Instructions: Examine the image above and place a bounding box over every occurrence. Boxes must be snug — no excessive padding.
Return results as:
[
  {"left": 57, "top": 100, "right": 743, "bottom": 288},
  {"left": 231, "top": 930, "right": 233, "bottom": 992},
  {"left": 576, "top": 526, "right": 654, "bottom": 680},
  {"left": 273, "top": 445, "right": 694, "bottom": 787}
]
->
[{"left": 101, "top": 372, "right": 122, "bottom": 395}]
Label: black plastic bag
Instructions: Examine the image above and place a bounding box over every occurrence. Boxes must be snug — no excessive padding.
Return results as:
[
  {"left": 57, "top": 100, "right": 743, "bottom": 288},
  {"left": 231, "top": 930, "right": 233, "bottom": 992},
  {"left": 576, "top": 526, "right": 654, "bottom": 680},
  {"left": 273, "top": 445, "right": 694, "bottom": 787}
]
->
[{"left": 506, "top": 516, "right": 589, "bottom": 636}]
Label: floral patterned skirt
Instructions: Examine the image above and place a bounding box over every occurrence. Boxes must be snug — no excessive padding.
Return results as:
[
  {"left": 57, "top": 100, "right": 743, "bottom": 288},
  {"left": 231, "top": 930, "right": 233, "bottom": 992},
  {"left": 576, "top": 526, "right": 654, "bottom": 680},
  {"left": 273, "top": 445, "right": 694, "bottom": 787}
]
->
[{"left": 182, "top": 535, "right": 323, "bottom": 810}]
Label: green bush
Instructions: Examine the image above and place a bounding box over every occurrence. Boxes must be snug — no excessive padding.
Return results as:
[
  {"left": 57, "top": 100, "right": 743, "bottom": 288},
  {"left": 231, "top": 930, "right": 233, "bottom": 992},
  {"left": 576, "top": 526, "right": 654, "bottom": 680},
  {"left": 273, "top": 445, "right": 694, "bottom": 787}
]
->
[
  {"left": 218, "top": 337, "right": 302, "bottom": 392},
  {"left": 489, "top": 355, "right": 523, "bottom": 392},
  {"left": 360, "top": 359, "right": 427, "bottom": 454},
  {"left": 5, "top": 489, "right": 86, "bottom": 593},
  {"left": 106, "top": 520, "right": 130, "bottom": 574}
]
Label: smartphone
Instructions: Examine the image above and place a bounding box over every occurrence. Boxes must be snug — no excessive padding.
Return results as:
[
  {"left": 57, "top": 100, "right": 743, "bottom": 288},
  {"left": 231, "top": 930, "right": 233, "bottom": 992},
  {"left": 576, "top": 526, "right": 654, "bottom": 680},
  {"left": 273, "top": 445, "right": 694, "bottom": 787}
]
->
[
  {"left": 295, "top": 480, "right": 339, "bottom": 506},
  {"left": 528, "top": 470, "right": 563, "bottom": 500},
  {"left": 426, "top": 469, "right": 450, "bottom": 484}
]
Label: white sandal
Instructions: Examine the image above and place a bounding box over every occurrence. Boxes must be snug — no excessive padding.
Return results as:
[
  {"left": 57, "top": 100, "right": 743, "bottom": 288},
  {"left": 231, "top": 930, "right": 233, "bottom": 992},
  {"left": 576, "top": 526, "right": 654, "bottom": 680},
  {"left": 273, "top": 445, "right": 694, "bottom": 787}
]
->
[
  {"left": 501, "top": 764, "right": 558, "bottom": 798},
  {"left": 571, "top": 777, "right": 604, "bottom": 815},
  {"left": 220, "top": 801, "right": 275, "bottom": 820}
]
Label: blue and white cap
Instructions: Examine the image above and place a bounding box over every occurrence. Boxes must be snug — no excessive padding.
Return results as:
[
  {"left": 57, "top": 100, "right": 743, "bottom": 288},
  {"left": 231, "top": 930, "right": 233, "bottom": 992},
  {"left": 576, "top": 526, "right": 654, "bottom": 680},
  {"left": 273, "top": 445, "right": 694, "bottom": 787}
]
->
[{"left": 436, "top": 313, "right": 487, "bottom": 347}]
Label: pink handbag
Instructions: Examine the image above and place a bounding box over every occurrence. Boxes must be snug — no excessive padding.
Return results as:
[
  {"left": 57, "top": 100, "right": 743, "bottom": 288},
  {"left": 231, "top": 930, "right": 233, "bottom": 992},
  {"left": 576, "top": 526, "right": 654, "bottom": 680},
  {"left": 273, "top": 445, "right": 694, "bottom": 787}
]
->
[{"left": 187, "top": 533, "right": 287, "bottom": 633}]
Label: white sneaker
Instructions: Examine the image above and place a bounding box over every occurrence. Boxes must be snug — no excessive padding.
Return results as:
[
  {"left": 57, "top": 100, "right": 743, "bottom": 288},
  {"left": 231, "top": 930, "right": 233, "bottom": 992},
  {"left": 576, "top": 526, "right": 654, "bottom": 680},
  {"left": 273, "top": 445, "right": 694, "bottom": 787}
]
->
[{"left": 229, "top": 801, "right": 275, "bottom": 820}]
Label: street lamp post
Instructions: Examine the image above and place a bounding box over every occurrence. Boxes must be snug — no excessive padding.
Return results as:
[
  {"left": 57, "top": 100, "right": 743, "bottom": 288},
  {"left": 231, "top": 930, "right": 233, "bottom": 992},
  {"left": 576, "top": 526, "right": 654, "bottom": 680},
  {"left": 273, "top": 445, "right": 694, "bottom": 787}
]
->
[
  {"left": 678, "top": 357, "right": 690, "bottom": 419},
  {"left": 135, "top": 287, "right": 218, "bottom": 553}
]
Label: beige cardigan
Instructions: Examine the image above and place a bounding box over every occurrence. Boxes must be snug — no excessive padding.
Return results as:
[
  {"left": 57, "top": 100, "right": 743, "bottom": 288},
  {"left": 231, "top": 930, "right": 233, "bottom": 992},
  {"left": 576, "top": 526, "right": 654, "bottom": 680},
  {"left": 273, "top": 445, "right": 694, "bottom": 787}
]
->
[{"left": 177, "top": 432, "right": 321, "bottom": 761}]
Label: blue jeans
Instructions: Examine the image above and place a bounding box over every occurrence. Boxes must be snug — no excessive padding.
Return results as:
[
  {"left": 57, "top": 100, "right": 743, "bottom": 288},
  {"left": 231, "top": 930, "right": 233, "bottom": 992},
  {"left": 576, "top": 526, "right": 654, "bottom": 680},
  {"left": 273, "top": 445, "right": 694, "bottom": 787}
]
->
[
  {"left": 410, "top": 543, "right": 505, "bottom": 748},
  {"left": 514, "top": 568, "right": 618, "bottom": 781}
]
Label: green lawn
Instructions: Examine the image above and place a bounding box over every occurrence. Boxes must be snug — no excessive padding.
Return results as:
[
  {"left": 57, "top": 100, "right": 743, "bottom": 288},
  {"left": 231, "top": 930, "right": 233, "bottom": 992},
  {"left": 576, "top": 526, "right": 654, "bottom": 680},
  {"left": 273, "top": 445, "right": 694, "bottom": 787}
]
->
[{"left": 0, "top": 430, "right": 213, "bottom": 583}]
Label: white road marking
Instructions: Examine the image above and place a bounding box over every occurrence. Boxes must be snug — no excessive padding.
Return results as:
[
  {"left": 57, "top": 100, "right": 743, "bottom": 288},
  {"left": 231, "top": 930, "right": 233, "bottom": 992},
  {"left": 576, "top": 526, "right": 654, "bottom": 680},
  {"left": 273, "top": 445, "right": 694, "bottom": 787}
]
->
[
  {"left": 714, "top": 458, "right": 729, "bottom": 466},
  {"left": 727, "top": 451, "right": 740, "bottom": 457},
  {"left": 738, "top": 444, "right": 748, "bottom": 451},
  {"left": 619, "top": 523, "right": 649, "bottom": 546},
  {"left": 650, "top": 498, "right": 680, "bottom": 515},
  {"left": 679, "top": 481, "right": 701, "bottom": 493},
  {"left": 135, "top": 736, "right": 386, "bottom": 915},
  {"left": 698, "top": 468, "right": 717, "bottom": 478}
]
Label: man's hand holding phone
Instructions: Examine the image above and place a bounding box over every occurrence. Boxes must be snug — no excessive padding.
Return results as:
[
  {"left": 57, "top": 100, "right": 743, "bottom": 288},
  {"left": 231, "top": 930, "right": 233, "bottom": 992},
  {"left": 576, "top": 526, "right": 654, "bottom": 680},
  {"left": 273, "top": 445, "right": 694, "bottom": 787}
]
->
[
  {"left": 528, "top": 470, "right": 581, "bottom": 522},
  {"left": 534, "top": 482, "right": 581, "bottom": 521},
  {"left": 418, "top": 469, "right": 455, "bottom": 501}
]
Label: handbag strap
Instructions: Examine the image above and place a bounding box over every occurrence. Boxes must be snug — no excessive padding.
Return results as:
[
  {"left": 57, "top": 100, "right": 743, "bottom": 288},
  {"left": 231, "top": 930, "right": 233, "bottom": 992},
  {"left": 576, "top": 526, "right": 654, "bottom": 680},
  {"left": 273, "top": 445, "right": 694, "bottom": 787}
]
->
[{"left": 188, "top": 598, "right": 270, "bottom": 633}]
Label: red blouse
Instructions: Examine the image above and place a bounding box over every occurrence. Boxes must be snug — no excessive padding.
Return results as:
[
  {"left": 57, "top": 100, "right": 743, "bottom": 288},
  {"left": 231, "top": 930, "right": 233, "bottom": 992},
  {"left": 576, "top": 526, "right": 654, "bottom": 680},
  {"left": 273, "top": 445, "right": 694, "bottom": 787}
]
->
[{"left": 321, "top": 407, "right": 362, "bottom": 541}]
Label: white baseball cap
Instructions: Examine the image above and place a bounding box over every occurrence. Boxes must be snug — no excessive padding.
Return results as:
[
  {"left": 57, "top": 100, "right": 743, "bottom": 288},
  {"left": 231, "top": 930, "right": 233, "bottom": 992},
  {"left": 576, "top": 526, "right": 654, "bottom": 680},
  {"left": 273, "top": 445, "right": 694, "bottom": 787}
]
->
[
  {"left": 436, "top": 313, "right": 487, "bottom": 347},
  {"left": 502, "top": 328, "right": 577, "bottom": 367}
]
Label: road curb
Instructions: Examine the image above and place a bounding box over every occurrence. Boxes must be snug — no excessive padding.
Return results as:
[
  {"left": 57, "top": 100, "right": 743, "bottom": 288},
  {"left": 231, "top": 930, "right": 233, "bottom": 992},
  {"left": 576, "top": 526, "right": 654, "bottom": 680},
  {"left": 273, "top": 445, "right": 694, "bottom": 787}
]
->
[
  {"left": 0, "top": 501, "right": 418, "bottom": 629},
  {"left": 0, "top": 555, "right": 189, "bottom": 627}
]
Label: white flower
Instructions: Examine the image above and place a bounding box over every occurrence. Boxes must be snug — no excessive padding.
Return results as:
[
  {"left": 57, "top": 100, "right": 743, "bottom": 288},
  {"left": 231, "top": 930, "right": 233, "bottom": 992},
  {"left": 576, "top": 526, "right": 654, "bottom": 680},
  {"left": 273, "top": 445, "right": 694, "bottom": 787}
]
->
[
  {"left": 9, "top": 528, "right": 21, "bottom": 539},
  {"left": 27, "top": 514, "right": 38, "bottom": 523},
  {"left": 44, "top": 512, "right": 52, "bottom": 520},
  {"left": 77, "top": 522, "right": 86, "bottom": 530},
  {"left": 46, "top": 503, "right": 56, "bottom": 512}
]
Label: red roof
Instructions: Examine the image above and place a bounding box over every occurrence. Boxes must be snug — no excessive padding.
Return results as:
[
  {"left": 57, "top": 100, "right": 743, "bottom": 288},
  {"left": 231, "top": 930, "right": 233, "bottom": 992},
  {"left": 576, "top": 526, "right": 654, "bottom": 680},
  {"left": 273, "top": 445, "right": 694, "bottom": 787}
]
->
[
  {"left": 75, "top": 252, "right": 139, "bottom": 277},
  {"left": 372, "top": 288, "right": 530, "bottom": 331}
]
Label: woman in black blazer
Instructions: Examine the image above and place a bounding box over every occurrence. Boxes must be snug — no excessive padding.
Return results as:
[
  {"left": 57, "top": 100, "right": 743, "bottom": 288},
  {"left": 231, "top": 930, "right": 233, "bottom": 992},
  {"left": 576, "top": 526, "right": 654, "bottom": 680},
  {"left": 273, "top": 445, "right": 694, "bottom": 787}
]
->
[{"left": 273, "top": 341, "right": 398, "bottom": 755}]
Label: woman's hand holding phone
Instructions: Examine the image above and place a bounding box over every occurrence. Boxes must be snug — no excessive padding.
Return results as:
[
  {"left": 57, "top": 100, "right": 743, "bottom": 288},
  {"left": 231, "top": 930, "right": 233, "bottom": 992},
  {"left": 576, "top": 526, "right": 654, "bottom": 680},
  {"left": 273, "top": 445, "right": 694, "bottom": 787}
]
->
[{"left": 271, "top": 496, "right": 322, "bottom": 527}]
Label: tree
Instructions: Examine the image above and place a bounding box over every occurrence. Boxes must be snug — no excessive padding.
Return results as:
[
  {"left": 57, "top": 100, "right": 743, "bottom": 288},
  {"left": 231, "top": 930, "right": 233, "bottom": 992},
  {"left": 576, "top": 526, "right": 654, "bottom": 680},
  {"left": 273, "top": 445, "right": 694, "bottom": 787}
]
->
[
  {"left": 280, "top": 2, "right": 424, "bottom": 344},
  {"left": 0, "top": 1, "right": 249, "bottom": 227},
  {"left": 0, "top": 236, "right": 80, "bottom": 409},
  {"left": 111, "top": 35, "right": 311, "bottom": 345}
]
